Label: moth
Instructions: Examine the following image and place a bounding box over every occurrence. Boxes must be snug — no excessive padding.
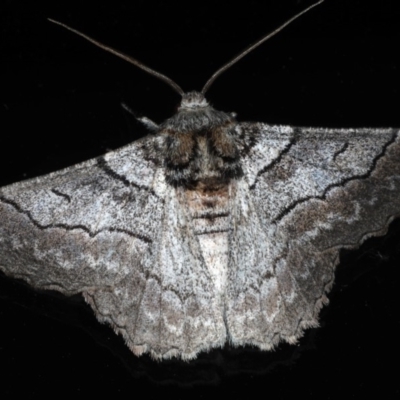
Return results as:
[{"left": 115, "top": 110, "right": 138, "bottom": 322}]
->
[{"left": 1, "top": 0, "right": 399, "bottom": 361}]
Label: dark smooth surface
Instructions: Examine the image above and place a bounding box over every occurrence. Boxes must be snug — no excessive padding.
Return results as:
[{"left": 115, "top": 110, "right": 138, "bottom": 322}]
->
[{"left": 1, "top": 0, "right": 400, "bottom": 396}]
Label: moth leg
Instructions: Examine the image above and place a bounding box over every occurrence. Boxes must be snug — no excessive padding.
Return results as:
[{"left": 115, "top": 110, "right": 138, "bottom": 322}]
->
[
  {"left": 137, "top": 116, "right": 159, "bottom": 131},
  {"left": 121, "top": 102, "right": 159, "bottom": 131}
]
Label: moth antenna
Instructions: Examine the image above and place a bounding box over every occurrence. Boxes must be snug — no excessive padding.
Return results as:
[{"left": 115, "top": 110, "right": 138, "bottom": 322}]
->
[
  {"left": 48, "top": 18, "right": 185, "bottom": 97},
  {"left": 201, "top": 0, "right": 324, "bottom": 95}
]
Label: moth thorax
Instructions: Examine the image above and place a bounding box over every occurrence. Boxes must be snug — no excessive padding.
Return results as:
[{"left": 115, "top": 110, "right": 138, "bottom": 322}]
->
[{"left": 164, "top": 123, "right": 243, "bottom": 188}]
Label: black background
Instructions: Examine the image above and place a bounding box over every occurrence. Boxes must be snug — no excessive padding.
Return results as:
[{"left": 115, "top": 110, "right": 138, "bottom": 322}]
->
[{"left": 1, "top": 0, "right": 400, "bottom": 396}]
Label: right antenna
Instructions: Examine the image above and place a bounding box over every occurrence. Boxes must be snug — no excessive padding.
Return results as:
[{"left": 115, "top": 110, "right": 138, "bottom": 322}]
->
[{"left": 201, "top": 0, "right": 324, "bottom": 95}]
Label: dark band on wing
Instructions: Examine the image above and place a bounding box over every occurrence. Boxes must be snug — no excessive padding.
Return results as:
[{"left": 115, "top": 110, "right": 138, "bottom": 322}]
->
[
  {"left": 332, "top": 142, "right": 349, "bottom": 162},
  {"left": 97, "top": 157, "right": 158, "bottom": 197},
  {"left": 272, "top": 131, "right": 399, "bottom": 223},
  {"left": 51, "top": 189, "right": 71, "bottom": 203},
  {"left": 0, "top": 196, "right": 152, "bottom": 243},
  {"left": 249, "top": 131, "right": 298, "bottom": 190}
]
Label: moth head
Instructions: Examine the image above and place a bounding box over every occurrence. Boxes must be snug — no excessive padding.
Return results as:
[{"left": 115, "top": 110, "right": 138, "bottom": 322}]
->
[{"left": 178, "top": 92, "right": 209, "bottom": 111}]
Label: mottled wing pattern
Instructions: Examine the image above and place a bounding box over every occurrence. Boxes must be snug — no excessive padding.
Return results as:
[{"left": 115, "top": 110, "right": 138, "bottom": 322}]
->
[
  {"left": 0, "top": 138, "right": 160, "bottom": 292},
  {"left": 227, "top": 124, "right": 400, "bottom": 348},
  {"left": 0, "top": 136, "right": 223, "bottom": 360}
]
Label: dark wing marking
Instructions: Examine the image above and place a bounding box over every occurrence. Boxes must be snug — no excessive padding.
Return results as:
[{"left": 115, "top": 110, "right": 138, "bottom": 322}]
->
[{"left": 229, "top": 123, "right": 400, "bottom": 348}]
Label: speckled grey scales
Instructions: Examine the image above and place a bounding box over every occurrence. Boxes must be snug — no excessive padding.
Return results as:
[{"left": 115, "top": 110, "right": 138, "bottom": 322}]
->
[{"left": 1, "top": 97, "right": 399, "bottom": 359}]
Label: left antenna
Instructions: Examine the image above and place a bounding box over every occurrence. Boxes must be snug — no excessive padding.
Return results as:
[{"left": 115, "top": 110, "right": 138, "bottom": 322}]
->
[{"left": 48, "top": 18, "right": 185, "bottom": 97}]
